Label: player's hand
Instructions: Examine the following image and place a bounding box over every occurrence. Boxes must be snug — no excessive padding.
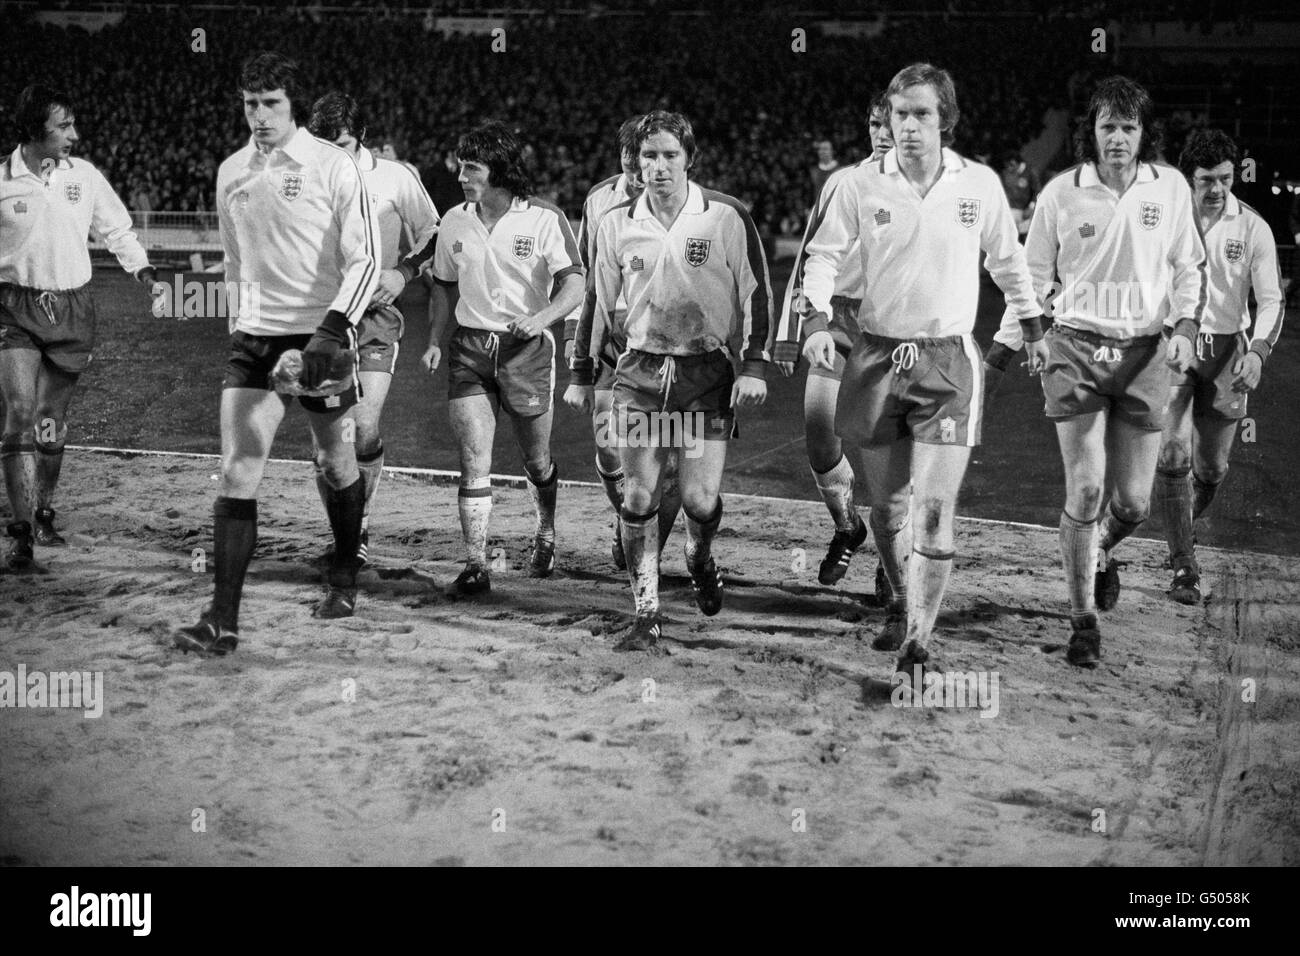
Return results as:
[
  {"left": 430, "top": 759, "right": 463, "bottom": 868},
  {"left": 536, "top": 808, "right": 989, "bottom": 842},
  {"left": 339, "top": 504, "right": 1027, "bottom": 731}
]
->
[
  {"left": 301, "top": 340, "right": 343, "bottom": 391},
  {"left": 802, "top": 331, "right": 835, "bottom": 371},
  {"left": 731, "top": 374, "right": 767, "bottom": 408},
  {"left": 508, "top": 314, "right": 546, "bottom": 339},
  {"left": 370, "top": 269, "right": 407, "bottom": 308},
  {"left": 421, "top": 344, "right": 442, "bottom": 373},
  {"left": 1166, "top": 335, "right": 1194, "bottom": 374},
  {"left": 563, "top": 384, "right": 594, "bottom": 415},
  {"left": 775, "top": 360, "right": 795, "bottom": 377},
  {"left": 1230, "top": 351, "right": 1262, "bottom": 393},
  {"left": 564, "top": 339, "right": 575, "bottom": 365},
  {"left": 1024, "top": 339, "right": 1050, "bottom": 375}
]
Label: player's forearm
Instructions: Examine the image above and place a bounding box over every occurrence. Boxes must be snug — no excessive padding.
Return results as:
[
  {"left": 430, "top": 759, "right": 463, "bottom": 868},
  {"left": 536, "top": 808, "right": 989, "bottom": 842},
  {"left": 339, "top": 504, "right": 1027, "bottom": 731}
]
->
[
  {"left": 427, "top": 281, "right": 456, "bottom": 348},
  {"left": 532, "top": 271, "right": 585, "bottom": 329}
]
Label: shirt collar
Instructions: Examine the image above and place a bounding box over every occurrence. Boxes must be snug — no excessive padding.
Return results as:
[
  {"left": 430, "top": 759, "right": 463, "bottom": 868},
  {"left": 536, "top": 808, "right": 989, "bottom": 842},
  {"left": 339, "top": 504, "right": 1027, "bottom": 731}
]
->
[
  {"left": 8, "top": 146, "right": 69, "bottom": 180},
  {"left": 247, "top": 125, "right": 317, "bottom": 166},
  {"left": 1077, "top": 161, "right": 1158, "bottom": 189},
  {"left": 356, "top": 147, "right": 377, "bottom": 172},
  {"left": 1222, "top": 193, "right": 1242, "bottom": 218},
  {"left": 632, "top": 181, "right": 705, "bottom": 221},
  {"left": 881, "top": 146, "right": 968, "bottom": 179}
]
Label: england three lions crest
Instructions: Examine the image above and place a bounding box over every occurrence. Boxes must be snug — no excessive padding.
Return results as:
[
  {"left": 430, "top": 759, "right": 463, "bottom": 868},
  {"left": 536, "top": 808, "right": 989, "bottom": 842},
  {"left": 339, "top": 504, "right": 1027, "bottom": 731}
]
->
[
  {"left": 1139, "top": 201, "right": 1162, "bottom": 230},
  {"left": 63, "top": 181, "right": 82, "bottom": 205},
  {"left": 279, "top": 172, "right": 304, "bottom": 202},
  {"left": 1224, "top": 239, "right": 1245, "bottom": 263},
  {"left": 512, "top": 235, "right": 535, "bottom": 260},
  {"left": 955, "top": 198, "right": 980, "bottom": 228},
  {"left": 684, "top": 237, "right": 710, "bottom": 267}
]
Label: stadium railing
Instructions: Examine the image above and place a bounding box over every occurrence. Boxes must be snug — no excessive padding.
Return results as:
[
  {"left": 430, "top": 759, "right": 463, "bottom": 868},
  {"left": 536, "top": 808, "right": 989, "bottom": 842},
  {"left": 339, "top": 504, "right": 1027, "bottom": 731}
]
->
[{"left": 91, "top": 211, "right": 222, "bottom": 268}]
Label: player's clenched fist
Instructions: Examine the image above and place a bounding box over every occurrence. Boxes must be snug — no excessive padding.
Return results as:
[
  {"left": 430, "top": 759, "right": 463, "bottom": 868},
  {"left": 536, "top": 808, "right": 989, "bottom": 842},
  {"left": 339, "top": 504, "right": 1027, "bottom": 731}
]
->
[
  {"left": 421, "top": 344, "right": 442, "bottom": 373},
  {"left": 731, "top": 374, "right": 767, "bottom": 408},
  {"left": 1165, "top": 332, "right": 1194, "bottom": 373},
  {"left": 1231, "top": 351, "right": 1262, "bottom": 393},
  {"left": 802, "top": 328, "right": 836, "bottom": 372},
  {"left": 563, "top": 383, "right": 594, "bottom": 415}
]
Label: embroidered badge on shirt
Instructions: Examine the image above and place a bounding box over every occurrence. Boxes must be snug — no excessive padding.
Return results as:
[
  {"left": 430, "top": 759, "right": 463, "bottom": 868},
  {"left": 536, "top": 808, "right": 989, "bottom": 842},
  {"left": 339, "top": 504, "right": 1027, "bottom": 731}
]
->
[
  {"left": 453, "top": 240, "right": 463, "bottom": 254},
  {"left": 1224, "top": 239, "right": 1245, "bottom": 263},
  {"left": 279, "top": 172, "right": 304, "bottom": 201},
  {"left": 955, "top": 198, "right": 980, "bottom": 228},
  {"left": 1079, "top": 222, "right": 1096, "bottom": 238},
  {"left": 684, "top": 238, "right": 710, "bottom": 267},
  {"left": 1139, "top": 201, "right": 1162, "bottom": 230},
  {"left": 513, "top": 235, "right": 535, "bottom": 260},
  {"left": 939, "top": 416, "right": 956, "bottom": 443},
  {"left": 630, "top": 256, "right": 644, "bottom": 272},
  {"left": 874, "top": 208, "right": 891, "bottom": 226},
  {"left": 13, "top": 201, "right": 27, "bottom": 215},
  {"left": 63, "top": 182, "right": 82, "bottom": 205}
]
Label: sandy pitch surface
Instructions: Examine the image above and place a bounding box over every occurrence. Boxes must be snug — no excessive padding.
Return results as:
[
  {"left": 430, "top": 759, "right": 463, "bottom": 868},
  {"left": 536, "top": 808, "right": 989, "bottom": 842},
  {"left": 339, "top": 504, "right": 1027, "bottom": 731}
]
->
[{"left": 1, "top": 450, "right": 1297, "bottom": 866}]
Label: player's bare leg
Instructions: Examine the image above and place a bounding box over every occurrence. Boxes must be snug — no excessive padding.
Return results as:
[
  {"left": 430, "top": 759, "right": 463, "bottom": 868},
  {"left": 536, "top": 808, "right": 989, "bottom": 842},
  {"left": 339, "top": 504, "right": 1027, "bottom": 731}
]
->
[
  {"left": 898, "top": 441, "right": 970, "bottom": 677},
  {"left": 174, "top": 388, "right": 287, "bottom": 655},
  {"left": 311, "top": 369, "right": 389, "bottom": 564},
  {"left": 858, "top": 438, "right": 913, "bottom": 651},
  {"left": 592, "top": 386, "right": 626, "bottom": 569},
  {"left": 678, "top": 438, "right": 728, "bottom": 618},
  {"left": 1095, "top": 418, "right": 1162, "bottom": 610},
  {"left": 1055, "top": 412, "right": 1108, "bottom": 666},
  {"left": 510, "top": 406, "right": 558, "bottom": 577},
  {"left": 0, "top": 349, "right": 41, "bottom": 568},
  {"left": 619, "top": 442, "right": 667, "bottom": 650},
  {"left": 1157, "top": 385, "right": 1200, "bottom": 602},
  {"left": 657, "top": 449, "right": 683, "bottom": 561},
  {"left": 30, "top": 362, "right": 79, "bottom": 547},
  {"left": 805, "top": 373, "right": 867, "bottom": 585},
  {"left": 307, "top": 402, "right": 365, "bottom": 619},
  {"left": 448, "top": 394, "right": 497, "bottom": 595},
  {"left": 1164, "top": 410, "right": 1236, "bottom": 604}
]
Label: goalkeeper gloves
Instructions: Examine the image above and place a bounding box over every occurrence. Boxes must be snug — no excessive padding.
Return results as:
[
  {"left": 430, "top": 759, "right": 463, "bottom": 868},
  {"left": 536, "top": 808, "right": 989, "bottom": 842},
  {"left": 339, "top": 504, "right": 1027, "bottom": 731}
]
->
[{"left": 303, "top": 310, "right": 352, "bottom": 390}]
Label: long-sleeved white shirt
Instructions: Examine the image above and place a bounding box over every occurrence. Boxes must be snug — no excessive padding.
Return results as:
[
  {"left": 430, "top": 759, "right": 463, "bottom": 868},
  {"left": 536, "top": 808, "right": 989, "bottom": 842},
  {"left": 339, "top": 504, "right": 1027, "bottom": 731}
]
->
[
  {"left": 775, "top": 156, "right": 872, "bottom": 351},
  {"left": 1196, "top": 194, "right": 1285, "bottom": 361},
  {"left": 357, "top": 149, "right": 439, "bottom": 272},
  {"left": 803, "top": 147, "right": 1039, "bottom": 339},
  {"left": 574, "top": 181, "right": 772, "bottom": 382},
  {"left": 995, "top": 161, "right": 1207, "bottom": 348},
  {"left": 0, "top": 146, "right": 149, "bottom": 290},
  {"left": 217, "top": 126, "right": 379, "bottom": 335}
]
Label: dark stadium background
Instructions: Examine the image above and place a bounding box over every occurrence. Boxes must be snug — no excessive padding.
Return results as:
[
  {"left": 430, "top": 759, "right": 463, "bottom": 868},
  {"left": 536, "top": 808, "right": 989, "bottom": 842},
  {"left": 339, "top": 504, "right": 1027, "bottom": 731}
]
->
[{"left": 4, "top": 0, "right": 1297, "bottom": 555}]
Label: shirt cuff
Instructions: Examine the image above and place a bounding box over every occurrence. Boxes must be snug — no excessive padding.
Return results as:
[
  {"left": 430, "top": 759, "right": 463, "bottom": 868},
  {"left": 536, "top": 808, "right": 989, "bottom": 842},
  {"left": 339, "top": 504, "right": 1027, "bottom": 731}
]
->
[
  {"left": 1019, "top": 316, "right": 1045, "bottom": 343},
  {"left": 802, "top": 311, "right": 830, "bottom": 338},
  {"left": 739, "top": 359, "right": 767, "bottom": 380},
  {"left": 1249, "top": 340, "right": 1272, "bottom": 365},
  {"left": 1169, "top": 317, "right": 1199, "bottom": 343},
  {"left": 570, "top": 359, "right": 595, "bottom": 387},
  {"left": 984, "top": 341, "right": 1017, "bottom": 372},
  {"left": 772, "top": 341, "right": 800, "bottom": 365}
]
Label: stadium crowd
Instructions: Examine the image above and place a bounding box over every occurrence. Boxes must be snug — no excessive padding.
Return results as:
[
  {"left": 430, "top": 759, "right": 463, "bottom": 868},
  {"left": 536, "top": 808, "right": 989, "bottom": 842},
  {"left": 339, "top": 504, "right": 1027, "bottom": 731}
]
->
[{"left": 2, "top": 7, "right": 1294, "bottom": 236}]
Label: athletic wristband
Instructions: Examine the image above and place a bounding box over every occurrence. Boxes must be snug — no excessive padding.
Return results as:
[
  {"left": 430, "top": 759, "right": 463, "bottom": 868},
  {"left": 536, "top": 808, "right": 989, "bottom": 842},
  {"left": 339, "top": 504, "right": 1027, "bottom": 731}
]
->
[
  {"left": 802, "top": 311, "right": 831, "bottom": 338},
  {"left": 983, "top": 341, "right": 1017, "bottom": 372},
  {"left": 307, "top": 309, "right": 353, "bottom": 350},
  {"left": 570, "top": 358, "right": 595, "bottom": 387},
  {"left": 739, "top": 359, "right": 767, "bottom": 380},
  {"left": 1169, "top": 317, "right": 1198, "bottom": 343},
  {"left": 772, "top": 341, "right": 800, "bottom": 365},
  {"left": 1248, "top": 341, "right": 1271, "bottom": 365},
  {"left": 1018, "top": 315, "right": 1046, "bottom": 343}
]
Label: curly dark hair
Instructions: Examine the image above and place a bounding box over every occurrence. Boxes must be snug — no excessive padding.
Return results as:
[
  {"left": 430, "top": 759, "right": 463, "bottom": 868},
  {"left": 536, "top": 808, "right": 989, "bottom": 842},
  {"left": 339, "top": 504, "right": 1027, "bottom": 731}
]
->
[
  {"left": 239, "top": 51, "right": 308, "bottom": 123},
  {"left": 456, "top": 120, "right": 533, "bottom": 197},
  {"left": 308, "top": 90, "right": 368, "bottom": 145},
  {"left": 1073, "top": 76, "right": 1163, "bottom": 165},
  {"left": 635, "top": 110, "right": 697, "bottom": 166},
  {"left": 1178, "top": 128, "right": 1238, "bottom": 179},
  {"left": 886, "top": 63, "right": 960, "bottom": 147},
  {"left": 14, "top": 84, "right": 75, "bottom": 144}
]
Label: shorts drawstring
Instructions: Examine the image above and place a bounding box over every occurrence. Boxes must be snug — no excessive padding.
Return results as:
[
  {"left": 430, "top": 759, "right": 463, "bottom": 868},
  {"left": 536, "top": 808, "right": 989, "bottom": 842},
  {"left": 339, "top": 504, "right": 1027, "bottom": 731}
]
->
[
  {"left": 658, "top": 356, "right": 677, "bottom": 412},
  {"left": 486, "top": 332, "right": 500, "bottom": 379},
  {"left": 37, "top": 291, "right": 58, "bottom": 325},
  {"left": 890, "top": 342, "right": 918, "bottom": 374},
  {"left": 1091, "top": 346, "right": 1122, "bottom": 364},
  {"left": 1196, "top": 331, "right": 1214, "bottom": 361}
]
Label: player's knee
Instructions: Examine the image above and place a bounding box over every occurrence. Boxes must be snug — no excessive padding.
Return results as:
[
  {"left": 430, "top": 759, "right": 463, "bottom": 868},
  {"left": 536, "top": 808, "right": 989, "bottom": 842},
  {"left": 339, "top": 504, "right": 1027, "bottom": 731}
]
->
[
  {"left": 220, "top": 458, "right": 262, "bottom": 498},
  {"left": 1195, "top": 462, "right": 1229, "bottom": 486},
  {"left": 805, "top": 432, "right": 842, "bottom": 475},
  {"left": 679, "top": 484, "right": 719, "bottom": 518},
  {"left": 595, "top": 444, "right": 621, "bottom": 475},
  {"left": 317, "top": 454, "right": 358, "bottom": 490},
  {"left": 623, "top": 479, "right": 657, "bottom": 515},
  {"left": 521, "top": 450, "right": 552, "bottom": 481},
  {"left": 1158, "top": 441, "right": 1191, "bottom": 473},
  {"left": 1066, "top": 483, "right": 1103, "bottom": 520},
  {"left": 915, "top": 496, "right": 953, "bottom": 547},
  {"left": 1109, "top": 498, "right": 1149, "bottom": 525},
  {"left": 3, "top": 399, "right": 36, "bottom": 431}
]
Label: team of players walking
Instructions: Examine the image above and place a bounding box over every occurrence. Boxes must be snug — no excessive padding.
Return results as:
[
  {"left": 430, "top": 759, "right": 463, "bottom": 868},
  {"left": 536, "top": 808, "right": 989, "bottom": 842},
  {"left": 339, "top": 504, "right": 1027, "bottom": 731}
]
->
[{"left": 0, "top": 53, "right": 1284, "bottom": 675}]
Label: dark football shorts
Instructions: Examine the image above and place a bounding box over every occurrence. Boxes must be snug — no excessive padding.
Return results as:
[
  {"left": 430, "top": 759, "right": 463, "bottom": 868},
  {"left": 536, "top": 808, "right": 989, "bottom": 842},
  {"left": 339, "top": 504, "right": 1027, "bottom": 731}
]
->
[
  {"left": 356, "top": 304, "right": 405, "bottom": 375},
  {"left": 1041, "top": 324, "right": 1166, "bottom": 431},
  {"left": 808, "top": 295, "right": 862, "bottom": 383},
  {"left": 1170, "top": 332, "right": 1249, "bottom": 420},
  {"left": 223, "top": 330, "right": 357, "bottom": 414},
  {"left": 593, "top": 331, "right": 626, "bottom": 392},
  {"left": 611, "top": 348, "right": 736, "bottom": 444},
  {"left": 836, "top": 331, "right": 983, "bottom": 447},
  {"left": 448, "top": 326, "right": 555, "bottom": 418},
  {"left": 0, "top": 283, "right": 97, "bottom": 374}
]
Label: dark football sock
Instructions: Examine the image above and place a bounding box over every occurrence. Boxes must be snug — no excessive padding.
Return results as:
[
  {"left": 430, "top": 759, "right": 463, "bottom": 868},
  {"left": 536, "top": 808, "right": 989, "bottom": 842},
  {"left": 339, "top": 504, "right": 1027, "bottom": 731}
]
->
[
  {"left": 324, "top": 476, "right": 365, "bottom": 584},
  {"left": 212, "top": 496, "right": 257, "bottom": 630}
]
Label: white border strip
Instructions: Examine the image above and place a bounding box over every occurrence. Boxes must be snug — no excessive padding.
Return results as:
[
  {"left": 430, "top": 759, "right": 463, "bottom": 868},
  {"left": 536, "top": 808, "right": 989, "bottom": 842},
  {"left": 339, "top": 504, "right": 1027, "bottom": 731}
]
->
[{"left": 67, "top": 444, "right": 1281, "bottom": 562}]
